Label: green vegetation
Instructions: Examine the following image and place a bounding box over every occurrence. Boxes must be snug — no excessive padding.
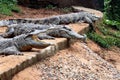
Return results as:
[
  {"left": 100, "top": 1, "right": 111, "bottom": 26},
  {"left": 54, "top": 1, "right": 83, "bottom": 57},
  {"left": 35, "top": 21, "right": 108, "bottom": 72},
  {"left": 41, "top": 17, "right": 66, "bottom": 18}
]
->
[
  {"left": 0, "top": 0, "right": 20, "bottom": 16},
  {"left": 61, "top": 7, "right": 72, "bottom": 13},
  {"left": 45, "top": 5, "right": 72, "bottom": 13},
  {"left": 97, "top": 19, "right": 120, "bottom": 38},
  {"left": 104, "top": 19, "right": 120, "bottom": 30},
  {"left": 87, "top": 0, "right": 120, "bottom": 48},
  {"left": 87, "top": 31, "right": 120, "bottom": 48},
  {"left": 45, "top": 4, "right": 57, "bottom": 9},
  {"left": 104, "top": 0, "right": 120, "bottom": 21},
  {"left": 104, "top": 0, "right": 120, "bottom": 30},
  {"left": 87, "top": 19, "right": 120, "bottom": 48}
]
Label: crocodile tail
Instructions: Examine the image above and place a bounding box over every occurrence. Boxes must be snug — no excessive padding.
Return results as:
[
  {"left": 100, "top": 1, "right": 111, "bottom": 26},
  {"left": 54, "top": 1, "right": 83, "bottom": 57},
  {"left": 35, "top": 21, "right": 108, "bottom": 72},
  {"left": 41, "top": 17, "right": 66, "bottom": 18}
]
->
[
  {"left": 12, "top": 18, "right": 44, "bottom": 24},
  {"left": 9, "top": 19, "right": 25, "bottom": 24},
  {"left": 0, "top": 20, "right": 9, "bottom": 27},
  {"left": 0, "top": 19, "right": 21, "bottom": 27}
]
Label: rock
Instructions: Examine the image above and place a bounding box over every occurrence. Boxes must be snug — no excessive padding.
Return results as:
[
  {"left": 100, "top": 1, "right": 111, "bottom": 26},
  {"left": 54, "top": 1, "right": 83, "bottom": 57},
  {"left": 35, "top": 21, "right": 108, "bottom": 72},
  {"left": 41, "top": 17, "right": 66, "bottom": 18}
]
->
[{"left": 18, "top": 0, "right": 104, "bottom": 10}]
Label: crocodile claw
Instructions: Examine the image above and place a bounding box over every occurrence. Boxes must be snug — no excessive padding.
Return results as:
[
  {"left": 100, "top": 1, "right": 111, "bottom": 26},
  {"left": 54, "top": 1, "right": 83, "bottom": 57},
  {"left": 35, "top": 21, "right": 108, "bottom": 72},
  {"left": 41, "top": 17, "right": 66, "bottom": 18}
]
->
[
  {"left": 83, "top": 34, "right": 87, "bottom": 43},
  {"left": 15, "top": 52, "right": 23, "bottom": 55}
]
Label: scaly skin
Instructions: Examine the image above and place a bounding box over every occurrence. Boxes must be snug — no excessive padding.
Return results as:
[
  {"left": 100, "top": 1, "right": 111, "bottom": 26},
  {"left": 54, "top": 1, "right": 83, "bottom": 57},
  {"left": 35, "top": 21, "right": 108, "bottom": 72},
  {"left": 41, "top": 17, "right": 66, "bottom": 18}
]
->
[
  {"left": 0, "top": 32, "right": 53, "bottom": 55},
  {"left": 37, "top": 26, "right": 87, "bottom": 41},
  {"left": 0, "top": 23, "right": 53, "bottom": 38},
  {"left": 0, "top": 24, "right": 86, "bottom": 41},
  {"left": 0, "top": 11, "right": 100, "bottom": 27}
]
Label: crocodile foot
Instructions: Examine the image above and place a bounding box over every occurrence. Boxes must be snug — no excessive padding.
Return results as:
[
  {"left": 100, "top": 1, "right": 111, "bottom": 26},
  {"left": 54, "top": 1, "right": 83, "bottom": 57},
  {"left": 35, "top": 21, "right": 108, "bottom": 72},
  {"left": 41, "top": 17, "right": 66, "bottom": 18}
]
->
[{"left": 83, "top": 34, "right": 87, "bottom": 43}]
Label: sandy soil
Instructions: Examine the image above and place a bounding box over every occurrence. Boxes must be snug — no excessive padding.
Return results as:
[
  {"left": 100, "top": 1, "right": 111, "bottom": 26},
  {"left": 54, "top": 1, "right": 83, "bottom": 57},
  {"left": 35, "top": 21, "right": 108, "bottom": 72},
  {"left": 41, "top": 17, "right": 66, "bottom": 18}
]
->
[
  {"left": 87, "top": 40, "right": 120, "bottom": 71},
  {"left": 12, "top": 42, "right": 120, "bottom": 80},
  {"left": 0, "top": 6, "right": 65, "bottom": 20}
]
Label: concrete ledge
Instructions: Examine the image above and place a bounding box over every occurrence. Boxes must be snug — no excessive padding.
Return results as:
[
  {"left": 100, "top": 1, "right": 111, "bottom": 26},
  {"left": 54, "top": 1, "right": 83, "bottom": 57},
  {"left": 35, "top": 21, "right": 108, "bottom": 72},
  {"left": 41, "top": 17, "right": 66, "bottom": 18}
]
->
[{"left": 72, "top": 6, "right": 103, "bottom": 17}]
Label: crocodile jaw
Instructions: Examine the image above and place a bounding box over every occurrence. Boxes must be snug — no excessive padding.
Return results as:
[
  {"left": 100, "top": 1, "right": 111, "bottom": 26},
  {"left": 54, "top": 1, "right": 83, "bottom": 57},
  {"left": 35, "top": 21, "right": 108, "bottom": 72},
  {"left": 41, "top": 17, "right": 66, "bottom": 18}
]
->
[{"left": 70, "top": 32, "right": 86, "bottom": 40}]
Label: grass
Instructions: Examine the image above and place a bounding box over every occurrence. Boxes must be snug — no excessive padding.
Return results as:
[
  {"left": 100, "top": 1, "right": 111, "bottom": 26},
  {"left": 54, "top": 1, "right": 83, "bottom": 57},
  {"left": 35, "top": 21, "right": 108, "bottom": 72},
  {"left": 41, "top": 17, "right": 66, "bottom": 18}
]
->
[
  {"left": 87, "top": 32, "right": 120, "bottom": 48},
  {"left": 61, "top": 7, "right": 72, "bottom": 13},
  {"left": 87, "top": 32, "right": 110, "bottom": 48},
  {"left": 0, "top": 0, "right": 20, "bottom": 16},
  {"left": 45, "top": 5, "right": 72, "bottom": 13},
  {"left": 45, "top": 4, "right": 57, "bottom": 9},
  {"left": 87, "top": 18, "right": 120, "bottom": 48},
  {"left": 104, "top": 19, "right": 120, "bottom": 30}
]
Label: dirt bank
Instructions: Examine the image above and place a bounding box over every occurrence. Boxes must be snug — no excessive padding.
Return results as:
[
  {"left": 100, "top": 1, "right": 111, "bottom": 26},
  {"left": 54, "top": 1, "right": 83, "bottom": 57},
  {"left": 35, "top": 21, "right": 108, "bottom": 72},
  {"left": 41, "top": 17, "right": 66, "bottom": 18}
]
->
[{"left": 12, "top": 42, "right": 120, "bottom": 80}]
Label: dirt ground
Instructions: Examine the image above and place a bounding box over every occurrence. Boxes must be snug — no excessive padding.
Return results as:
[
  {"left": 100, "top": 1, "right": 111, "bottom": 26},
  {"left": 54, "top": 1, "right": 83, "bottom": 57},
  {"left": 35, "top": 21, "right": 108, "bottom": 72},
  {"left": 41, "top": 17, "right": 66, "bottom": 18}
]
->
[
  {"left": 0, "top": 6, "right": 65, "bottom": 20},
  {"left": 12, "top": 42, "right": 120, "bottom": 80},
  {"left": 0, "top": 6, "right": 120, "bottom": 80},
  {"left": 87, "top": 40, "right": 120, "bottom": 71}
]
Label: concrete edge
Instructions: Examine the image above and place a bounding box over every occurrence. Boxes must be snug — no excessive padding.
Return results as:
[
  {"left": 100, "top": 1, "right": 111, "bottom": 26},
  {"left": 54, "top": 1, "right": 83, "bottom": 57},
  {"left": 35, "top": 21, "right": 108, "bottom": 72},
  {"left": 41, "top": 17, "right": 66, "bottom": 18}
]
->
[{"left": 72, "top": 6, "right": 103, "bottom": 17}]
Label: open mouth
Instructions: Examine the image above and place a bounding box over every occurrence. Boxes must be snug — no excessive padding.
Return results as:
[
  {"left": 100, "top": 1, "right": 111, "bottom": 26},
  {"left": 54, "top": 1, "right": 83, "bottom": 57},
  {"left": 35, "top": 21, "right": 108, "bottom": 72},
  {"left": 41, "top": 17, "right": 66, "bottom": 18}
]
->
[{"left": 32, "top": 35, "right": 41, "bottom": 42}]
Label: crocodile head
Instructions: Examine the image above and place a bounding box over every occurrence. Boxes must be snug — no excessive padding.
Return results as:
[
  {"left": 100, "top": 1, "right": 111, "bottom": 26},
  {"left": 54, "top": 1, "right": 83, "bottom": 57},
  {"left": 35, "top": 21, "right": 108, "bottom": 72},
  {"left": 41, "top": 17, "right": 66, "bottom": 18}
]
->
[
  {"left": 14, "top": 30, "right": 52, "bottom": 51},
  {"left": 47, "top": 25, "right": 86, "bottom": 40},
  {"left": 86, "top": 12, "right": 100, "bottom": 22}
]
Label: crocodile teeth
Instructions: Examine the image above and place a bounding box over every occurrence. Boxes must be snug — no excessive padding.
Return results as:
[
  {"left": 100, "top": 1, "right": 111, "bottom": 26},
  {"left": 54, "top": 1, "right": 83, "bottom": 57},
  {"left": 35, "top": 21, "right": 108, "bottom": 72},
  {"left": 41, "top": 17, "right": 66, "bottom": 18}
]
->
[{"left": 32, "top": 35, "right": 41, "bottom": 42}]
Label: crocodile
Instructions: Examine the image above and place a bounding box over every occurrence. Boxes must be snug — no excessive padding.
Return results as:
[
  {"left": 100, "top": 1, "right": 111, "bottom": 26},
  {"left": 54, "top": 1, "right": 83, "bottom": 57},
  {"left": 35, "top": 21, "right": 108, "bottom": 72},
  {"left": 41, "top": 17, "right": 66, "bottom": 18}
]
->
[
  {"left": 0, "top": 11, "right": 100, "bottom": 27},
  {"left": 36, "top": 26, "right": 87, "bottom": 41},
  {"left": 0, "top": 23, "right": 54, "bottom": 38},
  {"left": 0, "top": 30, "right": 53, "bottom": 55},
  {"left": 0, "top": 23, "right": 86, "bottom": 41}
]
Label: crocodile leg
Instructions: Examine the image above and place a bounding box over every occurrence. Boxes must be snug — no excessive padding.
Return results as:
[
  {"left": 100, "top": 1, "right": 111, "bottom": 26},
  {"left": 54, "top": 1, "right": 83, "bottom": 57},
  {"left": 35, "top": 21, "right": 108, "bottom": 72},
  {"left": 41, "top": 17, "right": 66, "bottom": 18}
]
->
[
  {"left": 0, "top": 46, "right": 23, "bottom": 55},
  {"left": 78, "top": 20, "right": 85, "bottom": 23},
  {"left": 38, "top": 34, "right": 55, "bottom": 40},
  {"left": 30, "top": 40, "right": 54, "bottom": 49},
  {"left": 83, "top": 16, "right": 93, "bottom": 25},
  {"left": 83, "top": 16, "right": 95, "bottom": 31}
]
